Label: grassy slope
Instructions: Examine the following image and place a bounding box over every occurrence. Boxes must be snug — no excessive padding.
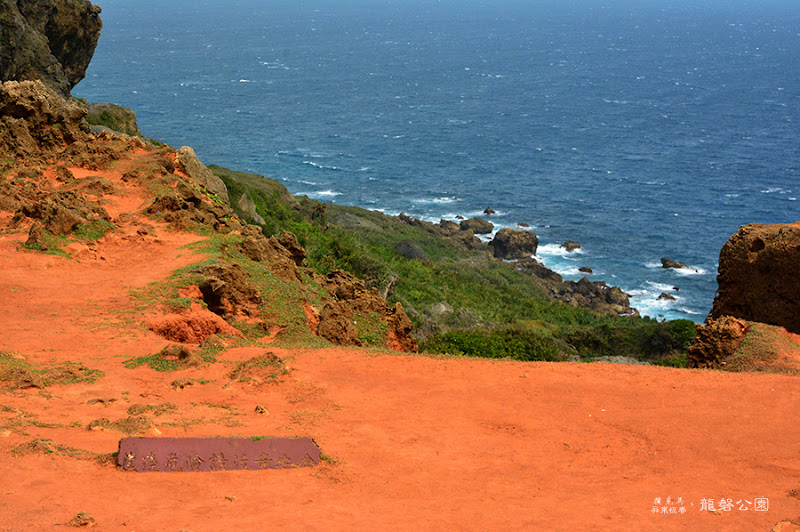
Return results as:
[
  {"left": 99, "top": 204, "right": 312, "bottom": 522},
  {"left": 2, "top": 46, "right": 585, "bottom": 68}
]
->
[{"left": 211, "top": 165, "right": 695, "bottom": 366}]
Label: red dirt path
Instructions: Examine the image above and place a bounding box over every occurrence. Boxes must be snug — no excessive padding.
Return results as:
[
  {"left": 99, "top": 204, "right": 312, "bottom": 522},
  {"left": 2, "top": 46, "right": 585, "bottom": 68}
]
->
[{"left": 1, "top": 155, "right": 799, "bottom": 531}]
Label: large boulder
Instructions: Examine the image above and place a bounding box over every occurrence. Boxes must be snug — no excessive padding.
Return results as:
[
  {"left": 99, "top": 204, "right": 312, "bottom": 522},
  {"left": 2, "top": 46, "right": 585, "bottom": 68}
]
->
[
  {"left": 0, "top": 0, "right": 102, "bottom": 96},
  {"left": 489, "top": 227, "right": 538, "bottom": 259},
  {"left": 708, "top": 223, "right": 800, "bottom": 334}
]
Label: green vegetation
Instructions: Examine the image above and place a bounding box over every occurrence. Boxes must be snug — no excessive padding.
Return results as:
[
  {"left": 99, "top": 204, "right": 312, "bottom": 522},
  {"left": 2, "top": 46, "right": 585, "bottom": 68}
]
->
[
  {"left": 724, "top": 322, "right": 798, "bottom": 374},
  {"left": 209, "top": 165, "right": 696, "bottom": 365},
  {"left": 0, "top": 351, "right": 104, "bottom": 388},
  {"left": 74, "top": 220, "right": 116, "bottom": 241},
  {"left": 85, "top": 106, "right": 141, "bottom": 137}
]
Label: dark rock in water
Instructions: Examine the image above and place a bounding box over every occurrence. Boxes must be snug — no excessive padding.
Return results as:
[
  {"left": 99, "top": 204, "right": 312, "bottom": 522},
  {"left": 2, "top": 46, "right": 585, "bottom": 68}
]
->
[
  {"left": 709, "top": 222, "right": 800, "bottom": 334},
  {"left": 394, "top": 240, "right": 428, "bottom": 261},
  {"left": 561, "top": 241, "right": 581, "bottom": 252},
  {"left": 460, "top": 217, "right": 493, "bottom": 234},
  {"left": 455, "top": 215, "right": 464, "bottom": 220},
  {"left": 661, "top": 257, "right": 688, "bottom": 269},
  {"left": 483, "top": 206, "right": 496, "bottom": 215},
  {"left": 687, "top": 316, "right": 748, "bottom": 369},
  {"left": 673, "top": 286, "right": 680, "bottom": 291},
  {"left": 0, "top": 0, "right": 102, "bottom": 96},
  {"left": 658, "top": 292, "right": 676, "bottom": 301},
  {"left": 578, "top": 266, "right": 593, "bottom": 274},
  {"left": 489, "top": 227, "right": 538, "bottom": 260},
  {"left": 517, "top": 222, "right": 530, "bottom": 228},
  {"left": 87, "top": 102, "right": 142, "bottom": 137}
]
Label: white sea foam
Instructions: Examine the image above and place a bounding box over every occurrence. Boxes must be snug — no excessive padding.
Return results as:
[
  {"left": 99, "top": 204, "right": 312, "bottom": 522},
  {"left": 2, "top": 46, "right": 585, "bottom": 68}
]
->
[
  {"left": 303, "top": 160, "right": 341, "bottom": 171},
  {"left": 417, "top": 197, "right": 461, "bottom": 205},
  {"left": 673, "top": 266, "right": 707, "bottom": 276},
  {"left": 645, "top": 281, "right": 680, "bottom": 292},
  {"left": 644, "top": 261, "right": 707, "bottom": 275},
  {"left": 536, "top": 243, "right": 585, "bottom": 258},
  {"left": 310, "top": 190, "right": 341, "bottom": 197}
]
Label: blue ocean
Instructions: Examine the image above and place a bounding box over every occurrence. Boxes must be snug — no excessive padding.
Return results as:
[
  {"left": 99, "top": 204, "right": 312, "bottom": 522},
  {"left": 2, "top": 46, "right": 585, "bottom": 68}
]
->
[{"left": 74, "top": 0, "right": 799, "bottom": 321}]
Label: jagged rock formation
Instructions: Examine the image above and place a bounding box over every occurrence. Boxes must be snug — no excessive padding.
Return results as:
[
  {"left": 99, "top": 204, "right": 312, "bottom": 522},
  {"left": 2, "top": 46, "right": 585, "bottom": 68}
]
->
[
  {"left": 0, "top": 0, "right": 102, "bottom": 95},
  {"left": 708, "top": 223, "right": 800, "bottom": 334}
]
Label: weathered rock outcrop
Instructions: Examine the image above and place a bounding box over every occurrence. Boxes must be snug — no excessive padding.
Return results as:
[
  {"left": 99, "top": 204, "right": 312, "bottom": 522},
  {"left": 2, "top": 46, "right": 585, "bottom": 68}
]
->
[
  {"left": 489, "top": 227, "right": 538, "bottom": 259},
  {"left": 708, "top": 223, "right": 800, "bottom": 334},
  {"left": 0, "top": 79, "right": 90, "bottom": 159},
  {"left": 315, "top": 270, "right": 418, "bottom": 352},
  {"left": 175, "top": 146, "right": 230, "bottom": 206},
  {"left": 0, "top": 0, "right": 102, "bottom": 95},
  {"left": 687, "top": 316, "right": 748, "bottom": 369}
]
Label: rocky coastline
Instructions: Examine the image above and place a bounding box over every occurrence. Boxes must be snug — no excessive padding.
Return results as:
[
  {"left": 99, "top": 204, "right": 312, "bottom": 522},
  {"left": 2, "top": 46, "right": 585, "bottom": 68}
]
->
[{"left": 2, "top": 0, "right": 798, "bottom": 373}]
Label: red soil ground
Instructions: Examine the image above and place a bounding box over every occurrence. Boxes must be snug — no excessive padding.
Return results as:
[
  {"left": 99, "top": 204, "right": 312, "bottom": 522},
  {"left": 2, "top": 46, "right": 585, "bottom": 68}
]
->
[{"left": 1, "top": 154, "right": 799, "bottom": 531}]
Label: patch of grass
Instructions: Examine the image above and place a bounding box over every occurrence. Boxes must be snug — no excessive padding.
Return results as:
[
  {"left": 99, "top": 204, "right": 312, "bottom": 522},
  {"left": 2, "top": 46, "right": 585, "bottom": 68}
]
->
[
  {"left": 123, "top": 354, "right": 183, "bottom": 372},
  {"left": 21, "top": 230, "right": 71, "bottom": 258},
  {"left": 228, "top": 353, "right": 291, "bottom": 385},
  {"left": 11, "top": 438, "right": 104, "bottom": 461},
  {"left": 421, "top": 326, "right": 568, "bottom": 362},
  {"left": 354, "top": 312, "right": 387, "bottom": 345},
  {"left": 74, "top": 220, "right": 116, "bottom": 241},
  {"left": 0, "top": 352, "right": 104, "bottom": 388},
  {"left": 725, "top": 323, "right": 798, "bottom": 374}
]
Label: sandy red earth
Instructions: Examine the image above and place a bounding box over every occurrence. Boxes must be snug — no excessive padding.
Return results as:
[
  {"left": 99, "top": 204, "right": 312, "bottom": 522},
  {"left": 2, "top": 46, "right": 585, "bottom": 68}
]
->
[{"left": 1, "top": 154, "right": 800, "bottom": 531}]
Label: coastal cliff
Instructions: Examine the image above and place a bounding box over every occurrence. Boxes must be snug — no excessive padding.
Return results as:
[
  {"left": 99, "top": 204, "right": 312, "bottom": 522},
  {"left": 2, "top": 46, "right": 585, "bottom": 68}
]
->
[{"left": 0, "top": 0, "right": 101, "bottom": 96}]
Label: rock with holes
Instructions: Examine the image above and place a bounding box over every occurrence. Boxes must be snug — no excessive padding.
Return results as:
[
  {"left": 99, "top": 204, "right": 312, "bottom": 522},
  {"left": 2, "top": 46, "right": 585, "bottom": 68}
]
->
[{"left": 708, "top": 223, "right": 800, "bottom": 333}]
